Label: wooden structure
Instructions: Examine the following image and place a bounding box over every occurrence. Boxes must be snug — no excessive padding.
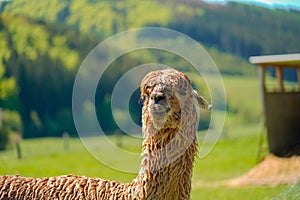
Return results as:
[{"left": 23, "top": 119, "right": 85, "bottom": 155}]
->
[{"left": 249, "top": 53, "right": 300, "bottom": 157}]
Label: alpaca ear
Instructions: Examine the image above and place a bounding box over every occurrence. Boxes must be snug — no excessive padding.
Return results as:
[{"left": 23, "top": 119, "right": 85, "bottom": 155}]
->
[
  {"left": 197, "top": 95, "right": 212, "bottom": 110},
  {"left": 192, "top": 90, "right": 211, "bottom": 110}
]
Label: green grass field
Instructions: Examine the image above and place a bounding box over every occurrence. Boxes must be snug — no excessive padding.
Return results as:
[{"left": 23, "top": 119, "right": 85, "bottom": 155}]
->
[
  {"left": 0, "top": 128, "right": 293, "bottom": 199},
  {"left": 0, "top": 76, "right": 297, "bottom": 199}
]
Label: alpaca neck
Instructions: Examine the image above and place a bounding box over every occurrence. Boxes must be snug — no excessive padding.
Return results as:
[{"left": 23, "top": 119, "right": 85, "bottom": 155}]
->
[{"left": 134, "top": 126, "right": 197, "bottom": 199}]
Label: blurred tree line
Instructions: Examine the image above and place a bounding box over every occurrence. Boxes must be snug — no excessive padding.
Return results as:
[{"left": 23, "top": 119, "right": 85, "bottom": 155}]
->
[
  {"left": 0, "top": 14, "right": 91, "bottom": 142},
  {"left": 0, "top": 0, "right": 300, "bottom": 149}
]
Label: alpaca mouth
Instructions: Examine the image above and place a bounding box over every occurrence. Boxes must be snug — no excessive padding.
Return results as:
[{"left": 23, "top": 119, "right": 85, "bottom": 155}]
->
[
  {"left": 152, "top": 109, "right": 168, "bottom": 117},
  {"left": 150, "top": 105, "right": 170, "bottom": 118},
  {"left": 149, "top": 104, "right": 171, "bottom": 129}
]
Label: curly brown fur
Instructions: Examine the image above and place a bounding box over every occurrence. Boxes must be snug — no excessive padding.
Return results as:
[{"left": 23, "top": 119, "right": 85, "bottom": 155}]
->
[{"left": 0, "top": 69, "right": 210, "bottom": 200}]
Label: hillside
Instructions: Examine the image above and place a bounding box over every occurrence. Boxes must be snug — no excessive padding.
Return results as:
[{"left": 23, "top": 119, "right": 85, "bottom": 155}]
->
[
  {"left": 2, "top": 0, "right": 300, "bottom": 57},
  {"left": 0, "top": 0, "right": 299, "bottom": 139},
  {"left": 167, "top": 1, "right": 300, "bottom": 57}
]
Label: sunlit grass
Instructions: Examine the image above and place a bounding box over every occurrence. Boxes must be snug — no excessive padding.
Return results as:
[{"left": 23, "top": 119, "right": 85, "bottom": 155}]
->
[{"left": 0, "top": 126, "right": 292, "bottom": 199}]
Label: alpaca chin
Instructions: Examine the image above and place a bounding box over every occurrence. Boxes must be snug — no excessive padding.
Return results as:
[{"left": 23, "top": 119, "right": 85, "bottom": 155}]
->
[
  {"left": 152, "top": 120, "right": 165, "bottom": 130},
  {"left": 150, "top": 114, "right": 167, "bottom": 130},
  {"left": 148, "top": 105, "right": 169, "bottom": 130}
]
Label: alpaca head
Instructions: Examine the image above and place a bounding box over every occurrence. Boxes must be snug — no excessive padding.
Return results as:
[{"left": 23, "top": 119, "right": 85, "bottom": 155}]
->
[{"left": 141, "top": 69, "right": 210, "bottom": 132}]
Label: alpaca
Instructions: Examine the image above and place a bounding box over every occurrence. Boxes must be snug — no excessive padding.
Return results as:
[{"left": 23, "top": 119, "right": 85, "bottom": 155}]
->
[{"left": 0, "top": 69, "right": 210, "bottom": 200}]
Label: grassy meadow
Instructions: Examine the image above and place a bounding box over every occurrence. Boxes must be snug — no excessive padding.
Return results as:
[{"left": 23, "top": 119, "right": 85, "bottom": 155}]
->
[
  {"left": 0, "top": 129, "right": 291, "bottom": 199},
  {"left": 0, "top": 76, "right": 295, "bottom": 199}
]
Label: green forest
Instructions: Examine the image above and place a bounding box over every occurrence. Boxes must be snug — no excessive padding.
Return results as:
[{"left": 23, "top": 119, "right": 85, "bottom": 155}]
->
[{"left": 0, "top": 0, "right": 300, "bottom": 150}]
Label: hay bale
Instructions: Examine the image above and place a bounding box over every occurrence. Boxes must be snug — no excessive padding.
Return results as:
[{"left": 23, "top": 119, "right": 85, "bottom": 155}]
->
[{"left": 227, "top": 154, "right": 300, "bottom": 187}]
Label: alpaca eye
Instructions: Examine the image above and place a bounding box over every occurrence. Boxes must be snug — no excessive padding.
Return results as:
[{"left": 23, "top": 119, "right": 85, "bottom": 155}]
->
[{"left": 155, "top": 95, "right": 166, "bottom": 103}]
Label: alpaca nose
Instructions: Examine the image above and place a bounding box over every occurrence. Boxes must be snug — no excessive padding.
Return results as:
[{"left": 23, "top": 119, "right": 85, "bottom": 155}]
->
[{"left": 150, "top": 93, "right": 166, "bottom": 104}]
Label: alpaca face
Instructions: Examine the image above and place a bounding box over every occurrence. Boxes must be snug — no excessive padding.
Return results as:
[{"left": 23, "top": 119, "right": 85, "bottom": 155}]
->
[
  {"left": 141, "top": 69, "right": 194, "bottom": 130},
  {"left": 147, "top": 85, "right": 176, "bottom": 129}
]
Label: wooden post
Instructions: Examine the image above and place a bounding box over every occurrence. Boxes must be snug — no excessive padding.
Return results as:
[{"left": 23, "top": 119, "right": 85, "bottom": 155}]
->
[
  {"left": 115, "top": 131, "right": 123, "bottom": 148},
  {"left": 16, "top": 141, "right": 22, "bottom": 159},
  {"left": 259, "top": 65, "right": 266, "bottom": 93},
  {"left": 259, "top": 65, "right": 267, "bottom": 123},
  {"left": 276, "top": 66, "right": 284, "bottom": 92},
  {"left": 63, "top": 132, "right": 70, "bottom": 151}
]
